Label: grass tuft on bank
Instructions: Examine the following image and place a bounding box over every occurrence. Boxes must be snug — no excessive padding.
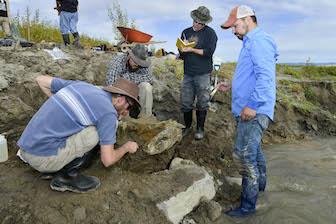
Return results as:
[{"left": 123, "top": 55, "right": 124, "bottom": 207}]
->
[{"left": 0, "top": 9, "right": 110, "bottom": 48}]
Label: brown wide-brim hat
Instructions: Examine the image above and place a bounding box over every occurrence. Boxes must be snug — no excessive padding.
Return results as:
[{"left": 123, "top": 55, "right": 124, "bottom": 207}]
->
[
  {"left": 103, "top": 77, "right": 141, "bottom": 108},
  {"left": 127, "top": 43, "right": 151, "bottom": 68},
  {"left": 190, "top": 6, "right": 213, "bottom": 24}
]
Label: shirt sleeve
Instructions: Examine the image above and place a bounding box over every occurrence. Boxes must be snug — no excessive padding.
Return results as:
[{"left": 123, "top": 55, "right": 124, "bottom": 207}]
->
[
  {"left": 247, "top": 38, "right": 278, "bottom": 110},
  {"left": 50, "top": 78, "right": 81, "bottom": 93},
  {"left": 203, "top": 29, "right": 218, "bottom": 58},
  {"left": 96, "top": 112, "right": 118, "bottom": 146},
  {"left": 104, "top": 56, "right": 123, "bottom": 86},
  {"left": 135, "top": 67, "right": 153, "bottom": 84}
]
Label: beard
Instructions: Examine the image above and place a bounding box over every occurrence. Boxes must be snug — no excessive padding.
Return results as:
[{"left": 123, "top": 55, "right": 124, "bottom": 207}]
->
[
  {"left": 235, "top": 22, "right": 249, "bottom": 41},
  {"left": 127, "top": 58, "right": 138, "bottom": 72}
]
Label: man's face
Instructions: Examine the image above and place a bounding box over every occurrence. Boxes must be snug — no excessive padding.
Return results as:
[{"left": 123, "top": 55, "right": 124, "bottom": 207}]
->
[
  {"left": 231, "top": 18, "right": 249, "bottom": 41},
  {"left": 115, "top": 96, "right": 134, "bottom": 118},
  {"left": 193, "top": 20, "right": 205, "bottom": 31},
  {"left": 127, "top": 56, "right": 139, "bottom": 72}
]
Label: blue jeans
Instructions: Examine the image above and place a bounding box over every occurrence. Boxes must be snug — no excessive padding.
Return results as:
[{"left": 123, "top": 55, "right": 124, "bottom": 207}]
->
[
  {"left": 180, "top": 73, "right": 211, "bottom": 112},
  {"left": 60, "top": 11, "right": 78, "bottom": 35},
  {"left": 233, "top": 114, "right": 270, "bottom": 192}
]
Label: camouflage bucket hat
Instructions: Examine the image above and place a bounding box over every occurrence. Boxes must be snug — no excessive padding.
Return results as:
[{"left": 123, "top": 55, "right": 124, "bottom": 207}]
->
[{"left": 190, "top": 6, "right": 213, "bottom": 24}]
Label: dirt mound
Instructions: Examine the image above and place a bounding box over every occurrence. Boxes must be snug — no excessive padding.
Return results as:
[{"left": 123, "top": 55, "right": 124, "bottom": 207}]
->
[{"left": 1, "top": 47, "right": 336, "bottom": 223}]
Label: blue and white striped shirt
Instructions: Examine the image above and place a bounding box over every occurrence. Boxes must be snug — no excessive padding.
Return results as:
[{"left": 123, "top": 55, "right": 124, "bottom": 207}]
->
[{"left": 18, "top": 78, "right": 118, "bottom": 156}]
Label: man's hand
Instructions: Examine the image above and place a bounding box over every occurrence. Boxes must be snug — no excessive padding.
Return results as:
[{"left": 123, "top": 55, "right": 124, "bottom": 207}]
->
[
  {"left": 217, "top": 80, "right": 232, "bottom": 92},
  {"left": 240, "top": 106, "right": 256, "bottom": 122},
  {"left": 123, "top": 141, "right": 138, "bottom": 154},
  {"left": 181, "top": 46, "right": 193, "bottom": 53},
  {"left": 35, "top": 75, "right": 54, "bottom": 97}
]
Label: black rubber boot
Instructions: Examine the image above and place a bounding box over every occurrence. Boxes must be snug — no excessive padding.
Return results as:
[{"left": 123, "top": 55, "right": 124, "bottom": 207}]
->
[
  {"left": 194, "top": 110, "right": 207, "bottom": 140},
  {"left": 50, "top": 148, "right": 100, "bottom": 193},
  {"left": 72, "top": 32, "right": 82, "bottom": 47},
  {"left": 182, "top": 111, "right": 193, "bottom": 137},
  {"left": 42, "top": 146, "right": 99, "bottom": 180},
  {"left": 62, "top": 34, "right": 70, "bottom": 46}
]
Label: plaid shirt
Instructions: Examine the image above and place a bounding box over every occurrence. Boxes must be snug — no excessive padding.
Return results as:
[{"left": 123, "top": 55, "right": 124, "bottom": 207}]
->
[{"left": 104, "top": 53, "right": 152, "bottom": 86}]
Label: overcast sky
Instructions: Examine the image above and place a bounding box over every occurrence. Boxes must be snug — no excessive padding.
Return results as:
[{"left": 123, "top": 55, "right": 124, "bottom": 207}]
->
[{"left": 10, "top": 0, "right": 336, "bottom": 63}]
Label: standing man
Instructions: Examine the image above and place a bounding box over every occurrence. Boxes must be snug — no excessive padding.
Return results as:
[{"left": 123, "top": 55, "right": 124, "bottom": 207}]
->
[
  {"left": 105, "top": 43, "right": 153, "bottom": 117},
  {"left": 0, "top": 0, "right": 20, "bottom": 49},
  {"left": 17, "top": 76, "right": 141, "bottom": 193},
  {"left": 218, "top": 5, "right": 279, "bottom": 216},
  {"left": 179, "top": 6, "right": 217, "bottom": 140},
  {"left": 55, "top": 0, "right": 81, "bottom": 47}
]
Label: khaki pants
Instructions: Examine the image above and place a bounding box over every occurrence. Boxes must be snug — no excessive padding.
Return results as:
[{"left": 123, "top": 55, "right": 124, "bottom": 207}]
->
[
  {"left": 139, "top": 82, "right": 153, "bottom": 116},
  {"left": 0, "top": 17, "right": 12, "bottom": 37},
  {"left": 19, "top": 126, "right": 99, "bottom": 173}
]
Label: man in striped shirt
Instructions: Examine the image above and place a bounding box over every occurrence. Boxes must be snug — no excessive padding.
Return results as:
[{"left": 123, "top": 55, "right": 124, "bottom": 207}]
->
[{"left": 17, "top": 76, "right": 141, "bottom": 193}]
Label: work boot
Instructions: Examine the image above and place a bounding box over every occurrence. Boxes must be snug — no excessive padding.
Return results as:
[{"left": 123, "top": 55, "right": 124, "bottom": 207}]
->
[
  {"left": 194, "top": 110, "right": 207, "bottom": 140},
  {"left": 50, "top": 149, "right": 100, "bottom": 193},
  {"left": 182, "top": 111, "right": 193, "bottom": 137},
  {"left": 72, "top": 32, "right": 82, "bottom": 47},
  {"left": 62, "top": 34, "right": 70, "bottom": 46},
  {"left": 226, "top": 178, "right": 259, "bottom": 216},
  {"left": 42, "top": 146, "right": 99, "bottom": 180}
]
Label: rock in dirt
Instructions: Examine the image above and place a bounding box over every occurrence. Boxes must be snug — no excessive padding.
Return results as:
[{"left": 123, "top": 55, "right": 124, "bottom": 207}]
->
[
  {"left": 156, "top": 158, "right": 216, "bottom": 224},
  {"left": 117, "top": 116, "right": 184, "bottom": 155},
  {"left": 73, "top": 207, "right": 86, "bottom": 221}
]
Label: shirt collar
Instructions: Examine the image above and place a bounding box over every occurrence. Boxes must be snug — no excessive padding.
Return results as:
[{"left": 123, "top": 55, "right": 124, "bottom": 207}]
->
[{"left": 243, "top": 27, "right": 261, "bottom": 43}]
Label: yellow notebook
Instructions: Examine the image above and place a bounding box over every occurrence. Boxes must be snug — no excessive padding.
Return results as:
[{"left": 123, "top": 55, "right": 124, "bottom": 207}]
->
[{"left": 176, "top": 37, "right": 196, "bottom": 51}]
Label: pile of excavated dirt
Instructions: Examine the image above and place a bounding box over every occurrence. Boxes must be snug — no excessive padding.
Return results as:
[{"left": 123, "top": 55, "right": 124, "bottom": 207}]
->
[{"left": 1, "top": 47, "right": 336, "bottom": 223}]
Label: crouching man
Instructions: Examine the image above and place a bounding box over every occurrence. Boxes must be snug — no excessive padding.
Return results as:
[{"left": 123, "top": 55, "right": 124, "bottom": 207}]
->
[
  {"left": 17, "top": 76, "right": 141, "bottom": 193},
  {"left": 104, "top": 43, "right": 153, "bottom": 117}
]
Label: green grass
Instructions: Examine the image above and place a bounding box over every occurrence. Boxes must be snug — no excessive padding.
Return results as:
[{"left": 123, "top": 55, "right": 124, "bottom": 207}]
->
[
  {"left": 283, "top": 68, "right": 303, "bottom": 79},
  {"left": 304, "top": 85, "right": 316, "bottom": 98},
  {"left": 279, "top": 79, "right": 292, "bottom": 85},
  {"left": 291, "top": 84, "right": 304, "bottom": 93},
  {"left": 0, "top": 8, "right": 110, "bottom": 48}
]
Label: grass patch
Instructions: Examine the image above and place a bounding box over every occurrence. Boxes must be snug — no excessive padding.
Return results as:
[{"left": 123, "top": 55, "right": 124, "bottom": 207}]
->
[
  {"left": 0, "top": 8, "right": 110, "bottom": 48},
  {"left": 153, "top": 66, "right": 167, "bottom": 76},
  {"left": 283, "top": 68, "right": 303, "bottom": 79},
  {"left": 279, "top": 79, "right": 292, "bottom": 85},
  {"left": 164, "top": 60, "right": 184, "bottom": 80},
  {"left": 304, "top": 85, "right": 316, "bottom": 98},
  {"left": 291, "top": 84, "right": 304, "bottom": 93}
]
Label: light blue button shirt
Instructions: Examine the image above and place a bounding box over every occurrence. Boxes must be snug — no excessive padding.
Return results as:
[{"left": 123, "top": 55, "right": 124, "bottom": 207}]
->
[{"left": 232, "top": 27, "right": 279, "bottom": 121}]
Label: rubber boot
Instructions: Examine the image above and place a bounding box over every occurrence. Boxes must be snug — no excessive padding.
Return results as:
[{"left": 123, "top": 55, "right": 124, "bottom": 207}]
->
[
  {"left": 226, "top": 178, "right": 259, "bottom": 216},
  {"left": 42, "top": 146, "right": 99, "bottom": 180},
  {"left": 72, "top": 32, "right": 82, "bottom": 47},
  {"left": 182, "top": 111, "right": 193, "bottom": 137},
  {"left": 50, "top": 148, "right": 100, "bottom": 193},
  {"left": 62, "top": 34, "right": 70, "bottom": 46},
  {"left": 194, "top": 110, "right": 207, "bottom": 140}
]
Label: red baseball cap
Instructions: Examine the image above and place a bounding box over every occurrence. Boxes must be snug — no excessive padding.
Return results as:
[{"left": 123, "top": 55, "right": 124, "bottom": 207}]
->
[{"left": 221, "top": 5, "right": 255, "bottom": 29}]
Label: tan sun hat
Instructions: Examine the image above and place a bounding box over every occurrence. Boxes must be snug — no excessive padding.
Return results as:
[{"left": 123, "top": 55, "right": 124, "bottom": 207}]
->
[
  {"left": 103, "top": 77, "right": 141, "bottom": 108},
  {"left": 221, "top": 5, "right": 255, "bottom": 29}
]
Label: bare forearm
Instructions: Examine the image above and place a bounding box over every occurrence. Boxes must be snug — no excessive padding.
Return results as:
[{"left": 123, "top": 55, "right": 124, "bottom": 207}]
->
[
  {"left": 191, "top": 48, "right": 204, "bottom": 56},
  {"left": 100, "top": 142, "right": 138, "bottom": 167},
  {"left": 35, "top": 75, "right": 54, "bottom": 97}
]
